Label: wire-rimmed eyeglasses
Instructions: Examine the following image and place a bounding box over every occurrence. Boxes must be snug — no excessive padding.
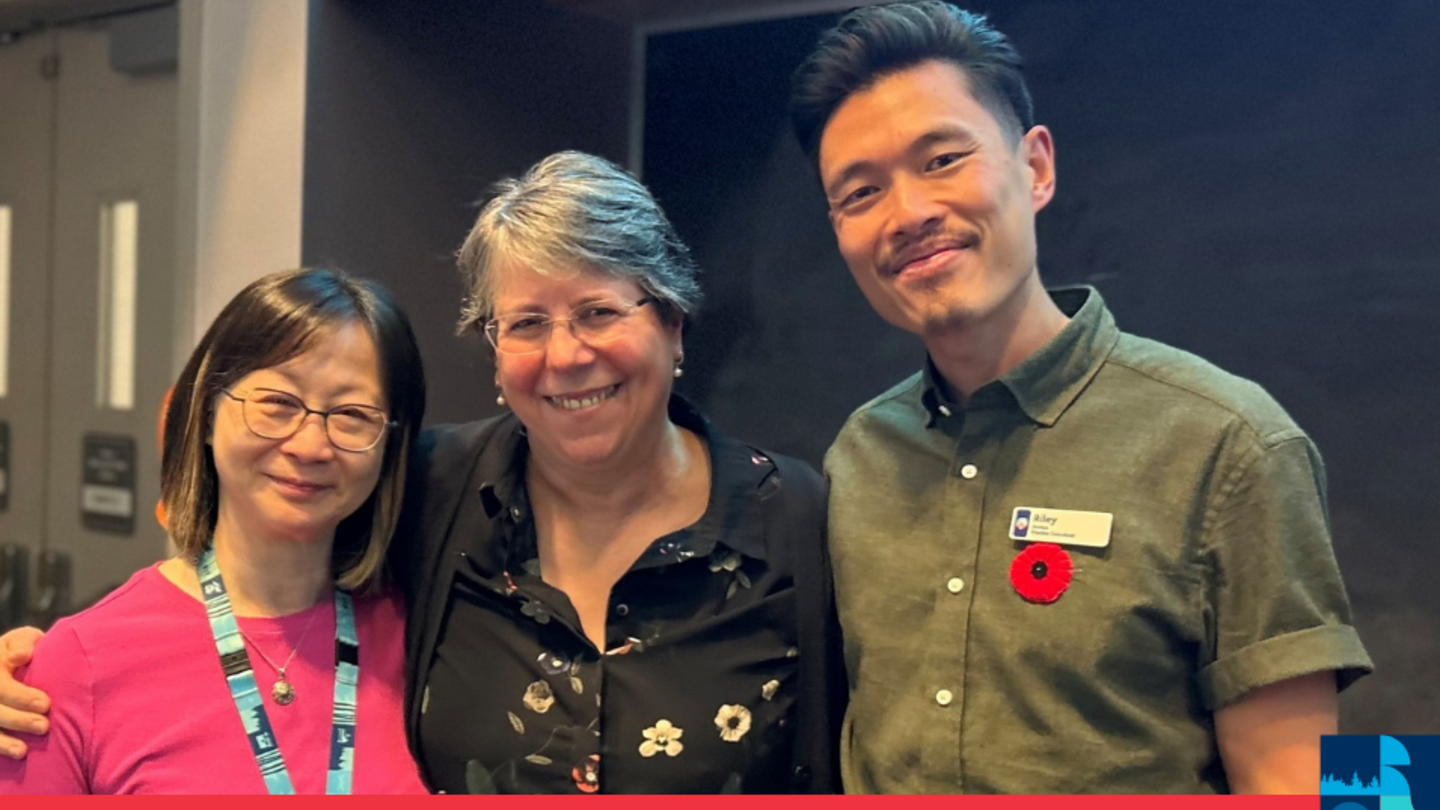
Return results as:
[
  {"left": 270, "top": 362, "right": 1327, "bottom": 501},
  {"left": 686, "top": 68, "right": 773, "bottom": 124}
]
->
[
  {"left": 483, "top": 297, "right": 656, "bottom": 356},
  {"left": 221, "top": 388, "right": 395, "bottom": 452}
]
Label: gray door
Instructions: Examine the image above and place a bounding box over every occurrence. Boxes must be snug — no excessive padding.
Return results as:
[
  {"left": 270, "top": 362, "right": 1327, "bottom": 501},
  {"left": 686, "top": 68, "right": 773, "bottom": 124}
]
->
[
  {"left": 0, "top": 29, "right": 57, "bottom": 626},
  {"left": 0, "top": 10, "right": 178, "bottom": 623}
]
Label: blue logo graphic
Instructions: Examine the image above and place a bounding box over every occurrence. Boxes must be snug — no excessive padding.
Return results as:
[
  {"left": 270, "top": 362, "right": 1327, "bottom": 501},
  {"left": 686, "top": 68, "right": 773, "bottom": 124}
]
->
[
  {"left": 1322, "top": 735, "right": 1440, "bottom": 810},
  {"left": 1012, "top": 509, "right": 1031, "bottom": 538}
]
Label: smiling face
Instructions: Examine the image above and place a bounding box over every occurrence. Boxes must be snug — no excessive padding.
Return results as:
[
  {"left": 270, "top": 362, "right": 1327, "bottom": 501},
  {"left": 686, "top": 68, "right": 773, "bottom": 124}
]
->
[
  {"left": 491, "top": 262, "right": 681, "bottom": 470},
  {"left": 209, "top": 321, "right": 387, "bottom": 547},
  {"left": 819, "top": 59, "right": 1055, "bottom": 337}
]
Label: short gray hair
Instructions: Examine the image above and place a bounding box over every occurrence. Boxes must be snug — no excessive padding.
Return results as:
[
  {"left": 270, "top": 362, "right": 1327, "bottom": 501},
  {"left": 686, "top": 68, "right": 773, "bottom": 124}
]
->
[{"left": 456, "top": 151, "right": 703, "bottom": 335}]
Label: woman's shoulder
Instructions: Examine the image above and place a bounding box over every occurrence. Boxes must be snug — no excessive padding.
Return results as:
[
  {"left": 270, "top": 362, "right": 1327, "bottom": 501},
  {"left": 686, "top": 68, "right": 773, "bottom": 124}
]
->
[
  {"left": 350, "top": 587, "right": 407, "bottom": 631},
  {"left": 44, "top": 565, "right": 182, "bottom": 642},
  {"left": 723, "top": 436, "right": 827, "bottom": 507},
  {"left": 25, "top": 565, "right": 186, "bottom": 693},
  {"left": 415, "top": 414, "right": 520, "bottom": 470}
]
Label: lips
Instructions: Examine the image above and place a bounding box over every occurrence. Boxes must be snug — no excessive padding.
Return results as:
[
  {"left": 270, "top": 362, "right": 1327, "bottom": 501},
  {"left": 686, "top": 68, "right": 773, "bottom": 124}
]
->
[
  {"left": 544, "top": 383, "right": 620, "bottom": 412},
  {"left": 267, "top": 474, "right": 331, "bottom": 498},
  {"left": 884, "top": 233, "right": 979, "bottom": 278}
]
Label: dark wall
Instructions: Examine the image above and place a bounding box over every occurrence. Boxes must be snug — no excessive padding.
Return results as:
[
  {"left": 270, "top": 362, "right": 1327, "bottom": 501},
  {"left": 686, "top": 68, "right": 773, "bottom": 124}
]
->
[
  {"left": 302, "top": 0, "right": 633, "bottom": 426},
  {"left": 643, "top": 1, "right": 1440, "bottom": 732}
]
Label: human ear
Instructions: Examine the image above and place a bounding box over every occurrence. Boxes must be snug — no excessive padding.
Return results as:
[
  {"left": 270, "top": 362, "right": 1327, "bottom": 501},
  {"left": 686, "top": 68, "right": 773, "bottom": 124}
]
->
[{"left": 1023, "top": 125, "right": 1056, "bottom": 212}]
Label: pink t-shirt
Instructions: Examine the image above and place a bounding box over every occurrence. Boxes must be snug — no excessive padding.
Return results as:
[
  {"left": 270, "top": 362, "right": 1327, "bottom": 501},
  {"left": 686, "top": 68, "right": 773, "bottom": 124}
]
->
[{"left": 0, "top": 565, "right": 428, "bottom": 794}]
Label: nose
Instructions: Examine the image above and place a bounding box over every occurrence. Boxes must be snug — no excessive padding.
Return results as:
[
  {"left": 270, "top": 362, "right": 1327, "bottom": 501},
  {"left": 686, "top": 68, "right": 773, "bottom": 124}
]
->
[
  {"left": 887, "top": 173, "right": 943, "bottom": 238},
  {"left": 543, "top": 318, "right": 597, "bottom": 369},
  {"left": 280, "top": 413, "right": 335, "bottom": 461}
]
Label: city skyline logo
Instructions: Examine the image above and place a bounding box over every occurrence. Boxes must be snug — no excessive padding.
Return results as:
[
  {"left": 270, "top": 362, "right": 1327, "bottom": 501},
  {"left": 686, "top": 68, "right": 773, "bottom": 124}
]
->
[
  {"left": 1012, "top": 509, "right": 1031, "bottom": 538},
  {"left": 1322, "top": 735, "right": 1438, "bottom": 810}
]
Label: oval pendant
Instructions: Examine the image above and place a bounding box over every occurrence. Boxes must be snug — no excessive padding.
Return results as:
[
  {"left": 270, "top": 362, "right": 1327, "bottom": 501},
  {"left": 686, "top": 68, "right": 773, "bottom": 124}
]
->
[{"left": 272, "top": 679, "right": 296, "bottom": 706}]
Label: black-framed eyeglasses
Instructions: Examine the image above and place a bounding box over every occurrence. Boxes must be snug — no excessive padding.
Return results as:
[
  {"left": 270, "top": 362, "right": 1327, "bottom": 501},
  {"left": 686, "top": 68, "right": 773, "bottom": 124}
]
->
[
  {"left": 221, "top": 388, "right": 396, "bottom": 452},
  {"left": 483, "top": 296, "right": 656, "bottom": 356}
]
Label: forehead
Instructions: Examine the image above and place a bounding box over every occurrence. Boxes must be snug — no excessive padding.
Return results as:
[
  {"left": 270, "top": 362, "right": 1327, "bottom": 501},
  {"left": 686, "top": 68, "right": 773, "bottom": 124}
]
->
[
  {"left": 242, "top": 322, "right": 382, "bottom": 390},
  {"left": 491, "top": 260, "right": 641, "bottom": 310},
  {"left": 818, "top": 60, "right": 1006, "bottom": 177}
]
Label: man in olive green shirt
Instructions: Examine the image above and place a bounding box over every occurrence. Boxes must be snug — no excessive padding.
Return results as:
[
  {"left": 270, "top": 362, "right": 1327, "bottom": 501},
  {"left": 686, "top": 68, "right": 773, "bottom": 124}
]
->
[{"left": 789, "top": 1, "right": 1372, "bottom": 793}]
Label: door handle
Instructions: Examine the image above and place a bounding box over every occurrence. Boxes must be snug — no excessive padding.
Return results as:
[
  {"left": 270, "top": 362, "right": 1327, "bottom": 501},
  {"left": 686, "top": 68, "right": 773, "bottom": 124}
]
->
[
  {"left": 0, "top": 544, "right": 30, "bottom": 633},
  {"left": 31, "top": 550, "right": 71, "bottom": 630}
]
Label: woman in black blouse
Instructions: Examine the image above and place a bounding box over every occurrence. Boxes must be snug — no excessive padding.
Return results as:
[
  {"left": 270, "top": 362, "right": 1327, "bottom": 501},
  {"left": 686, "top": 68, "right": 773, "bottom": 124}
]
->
[
  {"left": 391, "top": 151, "right": 844, "bottom": 794},
  {"left": 0, "top": 151, "right": 844, "bottom": 795}
]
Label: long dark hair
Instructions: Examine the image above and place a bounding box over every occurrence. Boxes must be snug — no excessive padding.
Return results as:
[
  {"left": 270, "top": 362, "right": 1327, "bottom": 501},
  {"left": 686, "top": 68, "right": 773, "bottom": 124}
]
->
[{"left": 160, "top": 267, "right": 426, "bottom": 590}]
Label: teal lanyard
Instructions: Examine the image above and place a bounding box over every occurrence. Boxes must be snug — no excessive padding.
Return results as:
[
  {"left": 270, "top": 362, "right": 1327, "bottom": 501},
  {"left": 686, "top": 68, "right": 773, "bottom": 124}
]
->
[{"left": 198, "top": 548, "right": 359, "bottom": 795}]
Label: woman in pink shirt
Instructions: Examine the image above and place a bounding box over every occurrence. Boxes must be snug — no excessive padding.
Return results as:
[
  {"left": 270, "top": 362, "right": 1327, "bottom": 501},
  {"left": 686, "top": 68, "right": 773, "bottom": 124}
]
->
[{"left": 0, "top": 268, "right": 429, "bottom": 794}]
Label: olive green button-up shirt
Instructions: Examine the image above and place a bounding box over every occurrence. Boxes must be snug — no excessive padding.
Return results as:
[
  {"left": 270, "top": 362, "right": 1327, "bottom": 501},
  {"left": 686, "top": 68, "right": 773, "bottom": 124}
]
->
[{"left": 825, "top": 287, "right": 1372, "bottom": 794}]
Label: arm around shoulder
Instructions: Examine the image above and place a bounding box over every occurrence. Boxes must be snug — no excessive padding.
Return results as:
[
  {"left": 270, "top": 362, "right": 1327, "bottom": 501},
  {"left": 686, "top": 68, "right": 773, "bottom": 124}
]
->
[
  {"left": 0, "top": 622, "right": 95, "bottom": 792},
  {"left": 0, "top": 626, "right": 50, "bottom": 759}
]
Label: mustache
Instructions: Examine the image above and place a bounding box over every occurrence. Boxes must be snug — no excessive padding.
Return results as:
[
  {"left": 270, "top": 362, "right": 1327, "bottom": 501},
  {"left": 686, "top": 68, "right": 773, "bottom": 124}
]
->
[{"left": 879, "top": 229, "right": 980, "bottom": 277}]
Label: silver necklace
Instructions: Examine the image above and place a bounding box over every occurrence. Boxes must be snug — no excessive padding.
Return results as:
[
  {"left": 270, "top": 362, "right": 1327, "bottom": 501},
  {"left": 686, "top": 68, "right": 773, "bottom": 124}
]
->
[{"left": 236, "top": 603, "right": 325, "bottom": 706}]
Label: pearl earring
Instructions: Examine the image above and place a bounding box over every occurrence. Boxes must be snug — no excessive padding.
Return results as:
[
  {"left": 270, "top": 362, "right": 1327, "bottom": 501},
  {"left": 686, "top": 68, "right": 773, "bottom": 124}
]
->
[
  {"left": 673, "top": 357, "right": 684, "bottom": 379},
  {"left": 496, "top": 393, "right": 507, "bottom": 406}
]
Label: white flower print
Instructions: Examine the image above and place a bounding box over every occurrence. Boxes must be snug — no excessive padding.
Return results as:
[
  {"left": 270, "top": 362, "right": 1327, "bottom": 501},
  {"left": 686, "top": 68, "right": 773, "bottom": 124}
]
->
[
  {"left": 709, "top": 551, "right": 742, "bottom": 573},
  {"left": 714, "top": 704, "right": 752, "bottom": 743},
  {"left": 761, "top": 679, "right": 780, "bottom": 701},
  {"left": 639, "top": 719, "right": 685, "bottom": 757},
  {"left": 523, "top": 680, "right": 555, "bottom": 714}
]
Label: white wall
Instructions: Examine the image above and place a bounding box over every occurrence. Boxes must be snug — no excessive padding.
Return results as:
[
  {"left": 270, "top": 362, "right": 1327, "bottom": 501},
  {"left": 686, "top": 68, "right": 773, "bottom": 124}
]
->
[{"left": 174, "top": 0, "right": 307, "bottom": 367}]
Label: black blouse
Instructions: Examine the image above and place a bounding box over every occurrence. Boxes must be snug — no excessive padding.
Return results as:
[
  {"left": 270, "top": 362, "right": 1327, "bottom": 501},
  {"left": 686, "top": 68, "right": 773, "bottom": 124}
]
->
[{"left": 391, "top": 398, "right": 844, "bottom": 794}]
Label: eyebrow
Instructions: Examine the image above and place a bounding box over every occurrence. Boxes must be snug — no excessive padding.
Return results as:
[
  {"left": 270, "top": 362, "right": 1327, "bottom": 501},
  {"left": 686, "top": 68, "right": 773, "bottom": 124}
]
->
[
  {"left": 823, "top": 124, "right": 981, "bottom": 200},
  {"left": 251, "top": 376, "right": 381, "bottom": 405},
  {"left": 495, "top": 292, "right": 631, "bottom": 316}
]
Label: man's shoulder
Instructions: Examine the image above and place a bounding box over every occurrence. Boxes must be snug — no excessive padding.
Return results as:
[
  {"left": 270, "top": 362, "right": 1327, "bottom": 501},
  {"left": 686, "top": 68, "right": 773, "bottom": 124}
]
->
[
  {"left": 836, "top": 370, "right": 927, "bottom": 435},
  {"left": 1104, "top": 332, "right": 1305, "bottom": 447},
  {"left": 824, "top": 371, "right": 929, "bottom": 476}
]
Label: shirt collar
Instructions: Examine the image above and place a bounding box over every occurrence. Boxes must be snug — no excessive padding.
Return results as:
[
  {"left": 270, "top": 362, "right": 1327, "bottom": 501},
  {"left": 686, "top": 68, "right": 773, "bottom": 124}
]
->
[
  {"left": 921, "top": 285, "right": 1120, "bottom": 428},
  {"left": 471, "top": 394, "right": 773, "bottom": 567}
]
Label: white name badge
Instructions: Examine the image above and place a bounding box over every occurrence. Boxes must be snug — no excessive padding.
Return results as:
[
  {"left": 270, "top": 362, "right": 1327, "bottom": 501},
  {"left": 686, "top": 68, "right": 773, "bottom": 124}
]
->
[{"left": 1008, "top": 507, "right": 1113, "bottom": 548}]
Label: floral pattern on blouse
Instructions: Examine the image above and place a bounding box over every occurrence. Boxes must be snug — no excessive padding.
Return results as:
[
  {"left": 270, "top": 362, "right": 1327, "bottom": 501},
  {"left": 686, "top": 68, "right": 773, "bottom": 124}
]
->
[
  {"left": 714, "top": 705, "right": 752, "bottom": 743},
  {"left": 639, "top": 719, "right": 685, "bottom": 758},
  {"left": 418, "top": 404, "right": 807, "bottom": 794},
  {"left": 572, "top": 755, "right": 601, "bottom": 793},
  {"left": 523, "top": 680, "right": 555, "bottom": 714}
]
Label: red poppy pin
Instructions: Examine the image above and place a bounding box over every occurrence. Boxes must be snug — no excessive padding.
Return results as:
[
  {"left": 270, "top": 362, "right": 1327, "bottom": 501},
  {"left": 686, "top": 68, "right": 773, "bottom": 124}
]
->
[{"left": 1010, "top": 543, "right": 1073, "bottom": 603}]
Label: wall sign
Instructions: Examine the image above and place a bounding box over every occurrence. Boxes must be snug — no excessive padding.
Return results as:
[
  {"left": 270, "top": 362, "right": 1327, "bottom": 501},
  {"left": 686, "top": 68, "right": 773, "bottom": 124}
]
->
[{"left": 81, "top": 433, "right": 135, "bottom": 534}]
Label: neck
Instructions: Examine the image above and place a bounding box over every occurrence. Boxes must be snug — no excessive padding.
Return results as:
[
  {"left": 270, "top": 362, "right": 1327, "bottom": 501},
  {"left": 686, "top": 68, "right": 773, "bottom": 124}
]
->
[
  {"left": 924, "top": 273, "right": 1069, "bottom": 404},
  {"left": 204, "top": 525, "right": 335, "bottom": 618},
  {"left": 527, "top": 418, "right": 697, "bottom": 521}
]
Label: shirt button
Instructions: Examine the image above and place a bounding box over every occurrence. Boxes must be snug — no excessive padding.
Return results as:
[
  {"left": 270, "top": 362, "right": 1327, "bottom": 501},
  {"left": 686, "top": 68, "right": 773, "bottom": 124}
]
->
[
  {"left": 510, "top": 506, "right": 522, "bottom": 519},
  {"left": 938, "top": 404, "right": 952, "bottom": 418},
  {"left": 960, "top": 464, "right": 978, "bottom": 479},
  {"left": 946, "top": 577, "right": 965, "bottom": 594},
  {"left": 935, "top": 689, "right": 954, "bottom": 706},
  {"left": 614, "top": 603, "right": 629, "bottom": 617}
]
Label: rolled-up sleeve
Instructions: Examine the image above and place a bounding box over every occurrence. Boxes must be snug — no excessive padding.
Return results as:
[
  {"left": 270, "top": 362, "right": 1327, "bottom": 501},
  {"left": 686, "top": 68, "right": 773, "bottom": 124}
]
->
[{"left": 1197, "top": 430, "right": 1373, "bottom": 710}]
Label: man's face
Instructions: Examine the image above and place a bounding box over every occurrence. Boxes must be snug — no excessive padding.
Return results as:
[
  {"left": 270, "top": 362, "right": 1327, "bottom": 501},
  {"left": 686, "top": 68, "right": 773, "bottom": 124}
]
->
[{"left": 818, "top": 60, "right": 1055, "bottom": 336}]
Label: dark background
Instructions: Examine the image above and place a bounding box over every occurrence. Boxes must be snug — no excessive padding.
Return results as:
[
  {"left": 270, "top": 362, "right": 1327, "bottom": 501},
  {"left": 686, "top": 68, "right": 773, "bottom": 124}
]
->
[{"left": 303, "top": 0, "right": 1440, "bottom": 735}]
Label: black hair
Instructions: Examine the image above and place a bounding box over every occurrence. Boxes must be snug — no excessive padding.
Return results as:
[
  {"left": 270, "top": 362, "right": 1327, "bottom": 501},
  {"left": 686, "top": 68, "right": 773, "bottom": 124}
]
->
[{"left": 790, "top": 1, "right": 1034, "bottom": 163}]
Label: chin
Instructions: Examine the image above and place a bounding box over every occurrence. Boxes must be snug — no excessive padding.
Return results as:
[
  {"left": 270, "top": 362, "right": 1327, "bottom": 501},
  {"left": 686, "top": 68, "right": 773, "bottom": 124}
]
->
[
  {"left": 549, "top": 433, "right": 627, "bottom": 467},
  {"left": 921, "top": 304, "right": 984, "bottom": 333},
  {"left": 261, "top": 509, "right": 345, "bottom": 545}
]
